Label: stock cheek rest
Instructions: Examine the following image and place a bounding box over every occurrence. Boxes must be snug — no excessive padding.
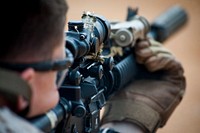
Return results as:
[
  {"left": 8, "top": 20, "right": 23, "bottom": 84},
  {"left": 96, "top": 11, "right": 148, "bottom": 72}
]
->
[{"left": 0, "top": 67, "right": 32, "bottom": 103}]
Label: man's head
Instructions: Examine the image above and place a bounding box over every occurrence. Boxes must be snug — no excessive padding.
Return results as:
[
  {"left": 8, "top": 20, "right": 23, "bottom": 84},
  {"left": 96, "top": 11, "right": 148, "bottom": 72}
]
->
[
  {"left": 1, "top": 0, "right": 68, "bottom": 62},
  {"left": 0, "top": 0, "right": 69, "bottom": 117}
]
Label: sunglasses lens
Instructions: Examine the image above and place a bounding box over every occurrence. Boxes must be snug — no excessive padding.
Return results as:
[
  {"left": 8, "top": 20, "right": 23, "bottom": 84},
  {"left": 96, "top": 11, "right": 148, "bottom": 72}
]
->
[{"left": 56, "top": 69, "right": 68, "bottom": 88}]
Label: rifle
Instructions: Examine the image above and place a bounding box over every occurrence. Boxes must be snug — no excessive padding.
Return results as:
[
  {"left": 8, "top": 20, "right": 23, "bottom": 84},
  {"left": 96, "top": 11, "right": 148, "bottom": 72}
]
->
[{"left": 29, "top": 5, "right": 188, "bottom": 133}]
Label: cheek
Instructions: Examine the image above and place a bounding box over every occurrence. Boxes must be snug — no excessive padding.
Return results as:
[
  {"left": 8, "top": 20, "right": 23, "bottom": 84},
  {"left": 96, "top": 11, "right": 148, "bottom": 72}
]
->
[
  {"left": 29, "top": 72, "right": 59, "bottom": 116},
  {"left": 32, "top": 75, "right": 57, "bottom": 97},
  {"left": 36, "top": 72, "right": 58, "bottom": 98},
  {"left": 40, "top": 72, "right": 57, "bottom": 90}
]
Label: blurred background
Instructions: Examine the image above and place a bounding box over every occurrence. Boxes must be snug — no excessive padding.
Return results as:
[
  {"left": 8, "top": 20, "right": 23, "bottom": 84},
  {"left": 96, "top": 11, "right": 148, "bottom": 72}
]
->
[{"left": 67, "top": 0, "right": 200, "bottom": 132}]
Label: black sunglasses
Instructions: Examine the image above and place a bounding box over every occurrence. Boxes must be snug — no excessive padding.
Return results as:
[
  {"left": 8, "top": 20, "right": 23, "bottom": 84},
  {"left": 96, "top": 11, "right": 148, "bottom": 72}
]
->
[
  {"left": 0, "top": 59, "right": 72, "bottom": 72},
  {"left": 0, "top": 49, "right": 74, "bottom": 87},
  {"left": 0, "top": 49, "right": 73, "bottom": 72}
]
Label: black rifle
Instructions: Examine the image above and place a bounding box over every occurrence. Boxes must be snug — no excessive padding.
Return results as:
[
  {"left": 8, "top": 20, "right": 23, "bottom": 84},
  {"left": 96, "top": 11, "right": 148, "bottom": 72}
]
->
[{"left": 29, "top": 5, "right": 188, "bottom": 133}]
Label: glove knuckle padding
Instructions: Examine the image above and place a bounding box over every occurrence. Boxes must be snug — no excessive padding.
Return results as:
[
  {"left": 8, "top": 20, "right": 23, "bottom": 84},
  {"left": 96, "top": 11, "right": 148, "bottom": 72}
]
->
[{"left": 145, "top": 53, "right": 175, "bottom": 72}]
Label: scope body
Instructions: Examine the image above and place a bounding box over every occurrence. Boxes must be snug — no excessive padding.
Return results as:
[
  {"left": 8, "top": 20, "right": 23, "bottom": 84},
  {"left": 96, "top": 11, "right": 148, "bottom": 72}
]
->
[{"left": 65, "top": 12, "right": 111, "bottom": 59}]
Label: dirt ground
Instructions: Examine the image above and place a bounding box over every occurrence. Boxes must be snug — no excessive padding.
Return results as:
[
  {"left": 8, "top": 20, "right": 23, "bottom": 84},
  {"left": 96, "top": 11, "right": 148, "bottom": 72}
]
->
[{"left": 67, "top": 0, "right": 200, "bottom": 132}]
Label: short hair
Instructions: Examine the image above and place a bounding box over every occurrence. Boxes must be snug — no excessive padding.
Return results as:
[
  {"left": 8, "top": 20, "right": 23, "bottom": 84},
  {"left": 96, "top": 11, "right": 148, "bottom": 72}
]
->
[{"left": 0, "top": 0, "right": 68, "bottom": 62}]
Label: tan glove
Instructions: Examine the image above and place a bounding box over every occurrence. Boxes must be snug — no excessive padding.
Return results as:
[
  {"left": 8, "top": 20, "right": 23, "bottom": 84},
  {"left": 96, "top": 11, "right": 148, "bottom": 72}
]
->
[{"left": 101, "top": 39, "right": 186, "bottom": 133}]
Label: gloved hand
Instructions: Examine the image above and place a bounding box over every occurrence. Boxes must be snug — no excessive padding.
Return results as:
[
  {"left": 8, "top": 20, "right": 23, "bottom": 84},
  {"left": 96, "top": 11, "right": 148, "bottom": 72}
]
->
[{"left": 101, "top": 39, "right": 186, "bottom": 133}]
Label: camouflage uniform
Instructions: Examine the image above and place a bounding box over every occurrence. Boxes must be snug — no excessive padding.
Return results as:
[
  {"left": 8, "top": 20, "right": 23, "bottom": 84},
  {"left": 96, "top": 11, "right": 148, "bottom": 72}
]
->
[{"left": 0, "top": 107, "right": 43, "bottom": 133}]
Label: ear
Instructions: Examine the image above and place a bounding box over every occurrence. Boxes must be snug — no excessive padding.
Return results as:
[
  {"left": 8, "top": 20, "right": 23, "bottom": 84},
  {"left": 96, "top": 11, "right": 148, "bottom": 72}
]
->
[
  {"left": 17, "top": 68, "right": 35, "bottom": 112},
  {"left": 20, "top": 68, "right": 35, "bottom": 84}
]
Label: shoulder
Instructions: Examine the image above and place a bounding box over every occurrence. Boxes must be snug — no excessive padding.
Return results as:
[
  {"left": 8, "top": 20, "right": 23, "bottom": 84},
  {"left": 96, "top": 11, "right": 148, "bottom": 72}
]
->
[{"left": 0, "top": 107, "right": 43, "bottom": 133}]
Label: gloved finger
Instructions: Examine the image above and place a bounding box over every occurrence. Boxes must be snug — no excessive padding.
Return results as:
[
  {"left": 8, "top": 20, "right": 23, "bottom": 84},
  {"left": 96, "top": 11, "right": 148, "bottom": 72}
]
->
[
  {"left": 135, "top": 41, "right": 173, "bottom": 64},
  {"left": 149, "top": 39, "right": 172, "bottom": 55},
  {"left": 144, "top": 52, "right": 175, "bottom": 72},
  {"left": 135, "top": 40, "right": 154, "bottom": 64},
  {"left": 135, "top": 46, "right": 172, "bottom": 64},
  {"left": 135, "top": 47, "right": 153, "bottom": 64},
  {"left": 136, "top": 46, "right": 172, "bottom": 59},
  {"left": 149, "top": 39, "right": 162, "bottom": 46},
  {"left": 135, "top": 40, "right": 150, "bottom": 50},
  {"left": 149, "top": 46, "right": 172, "bottom": 56}
]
